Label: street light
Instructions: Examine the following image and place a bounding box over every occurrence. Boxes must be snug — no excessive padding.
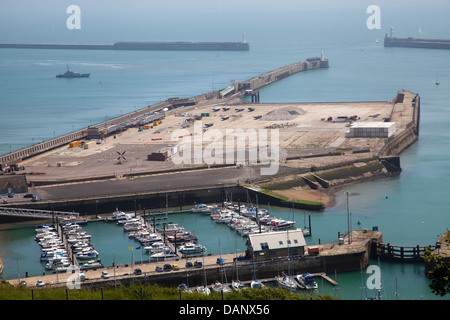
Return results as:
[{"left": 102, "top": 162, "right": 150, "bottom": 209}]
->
[{"left": 345, "top": 192, "right": 352, "bottom": 244}]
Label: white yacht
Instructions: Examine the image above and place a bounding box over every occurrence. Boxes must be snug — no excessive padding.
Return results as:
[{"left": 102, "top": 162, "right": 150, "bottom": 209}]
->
[
  {"left": 276, "top": 273, "right": 298, "bottom": 291},
  {"left": 191, "top": 203, "right": 212, "bottom": 214},
  {"left": 149, "top": 250, "right": 178, "bottom": 261},
  {"left": 179, "top": 242, "right": 206, "bottom": 255},
  {"left": 211, "top": 280, "right": 231, "bottom": 293},
  {"left": 196, "top": 285, "right": 211, "bottom": 295}
]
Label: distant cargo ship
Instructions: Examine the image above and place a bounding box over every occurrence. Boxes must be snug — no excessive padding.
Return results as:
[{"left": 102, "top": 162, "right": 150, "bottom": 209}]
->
[
  {"left": 384, "top": 27, "right": 450, "bottom": 50},
  {"left": 56, "top": 67, "right": 90, "bottom": 78},
  {"left": 0, "top": 38, "right": 250, "bottom": 52}
]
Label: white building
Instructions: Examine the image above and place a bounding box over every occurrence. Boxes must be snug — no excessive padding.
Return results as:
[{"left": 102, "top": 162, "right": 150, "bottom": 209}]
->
[
  {"left": 247, "top": 229, "right": 306, "bottom": 260},
  {"left": 346, "top": 122, "right": 396, "bottom": 138}
]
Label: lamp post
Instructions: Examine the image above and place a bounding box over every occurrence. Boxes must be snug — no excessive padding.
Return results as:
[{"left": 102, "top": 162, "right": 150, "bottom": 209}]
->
[{"left": 345, "top": 192, "right": 352, "bottom": 244}]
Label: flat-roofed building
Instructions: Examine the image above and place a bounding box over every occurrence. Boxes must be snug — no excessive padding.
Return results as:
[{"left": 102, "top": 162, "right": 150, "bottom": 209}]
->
[
  {"left": 346, "top": 122, "right": 396, "bottom": 138},
  {"left": 247, "top": 229, "right": 306, "bottom": 260}
]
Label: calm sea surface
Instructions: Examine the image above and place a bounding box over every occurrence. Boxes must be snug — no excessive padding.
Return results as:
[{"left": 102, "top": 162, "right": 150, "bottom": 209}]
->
[{"left": 0, "top": 3, "right": 449, "bottom": 299}]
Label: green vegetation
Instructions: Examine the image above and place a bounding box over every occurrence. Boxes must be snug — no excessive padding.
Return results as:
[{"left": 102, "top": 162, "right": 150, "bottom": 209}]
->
[
  {"left": 260, "top": 189, "right": 323, "bottom": 207},
  {"left": 263, "top": 178, "right": 307, "bottom": 191},
  {"left": 423, "top": 232, "right": 450, "bottom": 297},
  {"left": 0, "top": 281, "right": 335, "bottom": 300},
  {"left": 317, "top": 162, "right": 383, "bottom": 181}
]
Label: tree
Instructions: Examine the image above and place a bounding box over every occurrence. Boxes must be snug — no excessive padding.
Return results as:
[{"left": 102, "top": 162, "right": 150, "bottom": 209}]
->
[{"left": 423, "top": 232, "right": 450, "bottom": 297}]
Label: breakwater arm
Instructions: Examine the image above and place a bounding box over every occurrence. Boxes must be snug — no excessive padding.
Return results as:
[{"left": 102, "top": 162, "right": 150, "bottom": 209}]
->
[
  {"left": 0, "top": 41, "right": 250, "bottom": 51},
  {"left": 0, "top": 55, "right": 329, "bottom": 166},
  {"left": 384, "top": 35, "right": 450, "bottom": 50}
]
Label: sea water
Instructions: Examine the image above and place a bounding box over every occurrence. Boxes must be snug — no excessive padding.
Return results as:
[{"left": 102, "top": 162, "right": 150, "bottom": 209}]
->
[{"left": 1, "top": 2, "right": 450, "bottom": 299}]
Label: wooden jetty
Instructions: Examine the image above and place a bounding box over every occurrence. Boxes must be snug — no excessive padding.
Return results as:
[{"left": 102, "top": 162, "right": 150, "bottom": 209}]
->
[{"left": 371, "top": 241, "right": 438, "bottom": 263}]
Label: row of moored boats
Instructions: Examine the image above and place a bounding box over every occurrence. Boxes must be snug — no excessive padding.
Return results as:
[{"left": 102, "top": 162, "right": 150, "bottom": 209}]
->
[
  {"left": 36, "top": 217, "right": 103, "bottom": 272},
  {"left": 193, "top": 202, "right": 300, "bottom": 237},
  {"left": 178, "top": 273, "right": 317, "bottom": 295},
  {"left": 107, "top": 210, "right": 207, "bottom": 261}
]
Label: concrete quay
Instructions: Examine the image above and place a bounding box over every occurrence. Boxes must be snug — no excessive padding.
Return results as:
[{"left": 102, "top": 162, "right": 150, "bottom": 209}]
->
[
  {"left": 0, "top": 55, "right": 328, "bottom": 167},
  {"left": 7, "top": 229, "right": 381, "bottom": 289}
]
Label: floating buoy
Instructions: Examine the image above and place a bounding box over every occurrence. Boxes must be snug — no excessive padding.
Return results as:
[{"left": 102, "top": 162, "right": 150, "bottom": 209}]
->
[
  {"left": 357, "top": 221, "right": 361, "bottom": 225},
  {"left": 385, "top": 196, "right": 388, "bottom": 199}
]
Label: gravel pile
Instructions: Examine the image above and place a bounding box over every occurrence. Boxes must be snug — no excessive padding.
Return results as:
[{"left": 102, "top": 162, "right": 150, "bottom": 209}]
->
[{"left": 260, "top": 106, "right": 305, "bottom": 121}]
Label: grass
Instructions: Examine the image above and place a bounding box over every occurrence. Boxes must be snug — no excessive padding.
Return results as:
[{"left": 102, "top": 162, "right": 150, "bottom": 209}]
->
[
  {"left": 0, "top": 281, "right": 335, "bottom": 300},
  {"left": 260, "top": 189, "right": 323, "bottom": 207}
]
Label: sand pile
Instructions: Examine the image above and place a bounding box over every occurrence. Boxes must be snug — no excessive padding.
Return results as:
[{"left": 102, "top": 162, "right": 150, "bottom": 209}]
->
[{"left": 260, "top": 106, "right": 305, "bottom": 121}]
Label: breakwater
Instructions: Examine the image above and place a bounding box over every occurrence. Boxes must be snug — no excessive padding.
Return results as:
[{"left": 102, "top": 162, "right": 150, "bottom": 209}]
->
[
  {"left": 384, "top": 35, "right": 450, "bottom": 50},
  {"left": 0, "top": 41, "right": 250, "bottom": 51},
  {"left": 0, "top": 55, "right": 329, "bottom": 167}
]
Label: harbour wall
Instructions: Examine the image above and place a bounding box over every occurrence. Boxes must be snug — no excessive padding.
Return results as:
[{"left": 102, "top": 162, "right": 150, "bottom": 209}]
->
[
  {"left": 379, "top": 93, "right": 420, "bottom": 157},
  {"left": 0, "top": 183, "right": 324, "bottom": 220},
  {"left": 0, "top": 41, "right": 250, "bottom": 51},
  {"left": 92, "top": 251, "right": 367, "bottom": 289},
  {"left": 235, "top": 57, "right": 329, "bottom": 92},
  {"left": 384, "top": 36, "right": 450, "bottom": 50},
  {"left": 0, "top": 57, "right": 328, "bottom": 167}
]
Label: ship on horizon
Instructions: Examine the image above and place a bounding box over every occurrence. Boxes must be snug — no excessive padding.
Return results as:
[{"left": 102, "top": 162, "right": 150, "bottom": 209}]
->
[{"left": 56, "top": 66, "right": 90, "bottom": 78}]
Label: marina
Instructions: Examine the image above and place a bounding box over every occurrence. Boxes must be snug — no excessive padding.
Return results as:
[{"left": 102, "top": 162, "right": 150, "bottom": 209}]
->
[
  {"left": 0, "top": 201, "right": 446, "bottom": 300},
  {"left": 0, "top": 2, "right": 449, "bottom": 301}
]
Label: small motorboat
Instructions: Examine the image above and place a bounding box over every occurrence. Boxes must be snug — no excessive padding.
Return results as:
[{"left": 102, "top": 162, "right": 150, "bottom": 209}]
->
[{"left": 295, "top": 273, "right": 318, "bottom": 290}]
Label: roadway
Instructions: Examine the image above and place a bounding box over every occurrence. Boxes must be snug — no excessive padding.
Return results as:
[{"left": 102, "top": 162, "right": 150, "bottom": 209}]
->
[{"left": 33, "top": 165, "right": 297, "bottom": 202}]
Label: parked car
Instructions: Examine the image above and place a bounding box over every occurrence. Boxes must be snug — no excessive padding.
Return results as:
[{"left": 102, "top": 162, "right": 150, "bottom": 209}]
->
[
  {"left": 155, "top": 266, "right": 163, "bottom": 272},
  {"left": 163, "top": 263, "right": 172, "bottom": 271},
  {"left": 101, "top": 271, "right": 110, "bottom": 279},
  {"left": 134, "top": 268, "right": 142, "bottom": 275},
  {"left": 185, "top": 261, "right": 193, "bottom": 268},
  {"left": 36, "top": 279, "right": 45, "bottom": 287},
  {"left": 216, "top": 257, "right": 225, "bottom": 265},
  {"left": 172, "top": 264, "right": 179, "bottom": 270},
  {"left": 194, "top": 260, "right": 202, "bottom": 268}
]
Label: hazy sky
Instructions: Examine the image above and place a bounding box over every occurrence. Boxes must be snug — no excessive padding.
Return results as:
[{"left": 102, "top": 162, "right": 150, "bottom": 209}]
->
[{"left": 1, "top": 0, "right": 448, "bottom": 42}]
